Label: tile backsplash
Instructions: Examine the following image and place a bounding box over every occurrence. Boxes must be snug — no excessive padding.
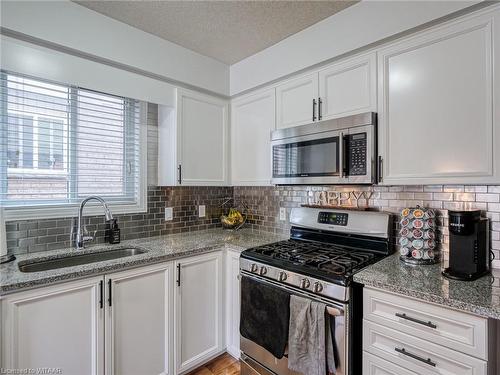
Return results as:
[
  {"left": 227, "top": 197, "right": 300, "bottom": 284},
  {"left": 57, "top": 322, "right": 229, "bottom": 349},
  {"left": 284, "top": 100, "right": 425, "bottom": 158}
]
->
[
  {"left": 233, "top": 185, "right": 500, "bottom": 268},
  {"left": 6, "top": 186, "right": 232, "bottom": 254}
]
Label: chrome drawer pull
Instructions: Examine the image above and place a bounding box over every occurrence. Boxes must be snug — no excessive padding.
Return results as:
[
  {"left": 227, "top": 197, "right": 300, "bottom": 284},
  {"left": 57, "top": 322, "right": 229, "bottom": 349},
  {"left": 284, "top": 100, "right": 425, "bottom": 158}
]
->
[
  {"left": 395, "top": 347, "right": 436, "bottom": 367},
  {"left": 395, "top": 312, "right": 437, "bottom": 329}
]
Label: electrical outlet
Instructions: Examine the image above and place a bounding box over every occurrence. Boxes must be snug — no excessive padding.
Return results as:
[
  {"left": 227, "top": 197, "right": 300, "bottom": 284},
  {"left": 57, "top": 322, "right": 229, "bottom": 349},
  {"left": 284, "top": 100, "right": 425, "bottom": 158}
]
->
[
  {"left": 279, "top": 207, "right": 286, "bottom": 221},
  {"left": 199, "top": 205, "right": 206, "bottom": 218},
  {"left": 164, "top": 207, "right": 173, "bottom": 221}
]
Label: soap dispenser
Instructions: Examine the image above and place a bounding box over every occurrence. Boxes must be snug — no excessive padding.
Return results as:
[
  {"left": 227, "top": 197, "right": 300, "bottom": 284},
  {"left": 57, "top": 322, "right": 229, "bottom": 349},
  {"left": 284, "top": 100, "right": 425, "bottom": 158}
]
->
[{"left": 107, "top": 219, "right": 121, "bottom": 244}]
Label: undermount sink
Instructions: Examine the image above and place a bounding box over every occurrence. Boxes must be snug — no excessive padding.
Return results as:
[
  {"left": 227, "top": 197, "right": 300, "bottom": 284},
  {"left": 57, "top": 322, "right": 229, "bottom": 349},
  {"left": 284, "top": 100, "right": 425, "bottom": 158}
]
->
[{"left": 18, "top": 247, "right": 147, "bottom": 273}]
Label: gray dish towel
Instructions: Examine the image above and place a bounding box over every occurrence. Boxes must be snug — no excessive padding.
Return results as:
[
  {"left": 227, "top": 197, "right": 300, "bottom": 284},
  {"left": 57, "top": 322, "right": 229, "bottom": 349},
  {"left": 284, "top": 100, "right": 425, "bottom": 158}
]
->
[{"left": 288, "top": 295, "right": 337, "bottom": 375}]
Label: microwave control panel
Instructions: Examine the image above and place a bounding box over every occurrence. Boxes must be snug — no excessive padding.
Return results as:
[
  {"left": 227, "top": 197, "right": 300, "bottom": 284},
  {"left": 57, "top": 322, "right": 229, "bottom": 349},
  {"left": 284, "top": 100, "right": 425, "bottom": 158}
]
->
[{"left": 347, "top": 133, "right": 367, "bottom": 176}]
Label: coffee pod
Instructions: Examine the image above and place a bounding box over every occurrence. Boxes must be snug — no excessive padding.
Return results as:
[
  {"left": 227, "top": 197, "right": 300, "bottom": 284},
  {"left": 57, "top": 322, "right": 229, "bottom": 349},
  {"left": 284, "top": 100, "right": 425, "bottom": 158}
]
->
[
  {"left": 411, "top": 249, "right": 424, "bottom": 259},
  {"left": 399, "top": 237, "right": 409, "bottom": 247},
  {"left": 400, "top": 247, "right": 411, "bottom": 256},
  {"left": 399, "top": 227, "right": 412, "bottom": 238},
  {"left": 424, "top": 218, "right": 434, "bottom": 230},
  {"left": 412, "top": 239, "right": 424, "bottom": 249},
  {"left": 423, "top": 249, "right": 435, "bottom": 260},
  {"left": 413, "top": 209, "right": 424, "bottom": 219},
  {"left": 412, "top": 229, "right": 423, "bottom": 239},
  {"left": 423, "top": 239, "right": 436, "bottom": 249},
  {"left": 413, "top": 219, "right": 424, "bottom": 229},
  {"left": 400, "top": 218, "right": 410, "bottom": 227},
  {"left": 401, "top": 208, "right": 411, "bottom": 218},
  {"left": 423, "top": 230, "right": 435, "bottom": 240},
  {"left": 424, "top": 209, "right": 436, "bottom": 219}
]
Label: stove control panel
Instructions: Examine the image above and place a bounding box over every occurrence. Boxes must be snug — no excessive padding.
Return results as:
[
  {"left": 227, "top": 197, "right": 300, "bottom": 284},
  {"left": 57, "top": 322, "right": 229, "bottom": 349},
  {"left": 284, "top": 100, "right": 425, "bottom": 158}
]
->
[{"left": 318, "top": 211, "right": 348, "bottom": 226}]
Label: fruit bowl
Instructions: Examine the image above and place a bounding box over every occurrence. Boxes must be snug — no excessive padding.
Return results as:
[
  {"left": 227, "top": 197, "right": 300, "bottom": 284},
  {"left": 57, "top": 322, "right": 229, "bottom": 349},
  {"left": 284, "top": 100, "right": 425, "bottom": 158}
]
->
[{"left": 220, "top": 208, "right": 246, "bottom": 230}]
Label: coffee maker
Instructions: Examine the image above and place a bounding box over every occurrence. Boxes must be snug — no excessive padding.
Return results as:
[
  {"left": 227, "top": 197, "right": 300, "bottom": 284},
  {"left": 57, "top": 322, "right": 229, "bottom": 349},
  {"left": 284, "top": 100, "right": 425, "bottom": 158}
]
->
[{"left": 442, "top": 210, "right": 490, "bottom": 281}]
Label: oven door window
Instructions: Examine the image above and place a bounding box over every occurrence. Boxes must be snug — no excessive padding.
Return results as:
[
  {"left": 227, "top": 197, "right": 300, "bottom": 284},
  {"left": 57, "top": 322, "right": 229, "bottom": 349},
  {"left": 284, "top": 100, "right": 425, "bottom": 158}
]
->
[{"left": 273, "top": 136, "right": 340, "bottom": 177}]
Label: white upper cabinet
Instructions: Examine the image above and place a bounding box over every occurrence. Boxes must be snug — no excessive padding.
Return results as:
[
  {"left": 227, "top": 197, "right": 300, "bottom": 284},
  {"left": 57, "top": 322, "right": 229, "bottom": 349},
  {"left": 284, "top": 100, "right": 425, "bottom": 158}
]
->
[
  {"left": 378, "top": 8, "right": 500, "bottom": 185},
  {"left": 178, "top": 89, "right": 229, "bottom": 185},
  {"left": 318, "top": 52, "right": 376, "bottom": 120},
  {"left": 231, "top": 88, "right": 275, "bottom": 185},
  {"left": 1, "top": 277, "right": 104, "bottom": 375},
  {"left": 276, "top": 73, "right": 318, "bottom": 129},
  {"left": 159, "top": 89, "right": 229, "bottom": 186}
]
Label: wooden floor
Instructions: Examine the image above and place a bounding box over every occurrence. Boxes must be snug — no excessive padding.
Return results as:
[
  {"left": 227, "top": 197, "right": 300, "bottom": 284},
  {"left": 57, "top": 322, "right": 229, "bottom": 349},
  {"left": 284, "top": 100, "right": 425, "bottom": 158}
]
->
[{"left": 188, "top": 353, "right": 240, "bottom": 375}]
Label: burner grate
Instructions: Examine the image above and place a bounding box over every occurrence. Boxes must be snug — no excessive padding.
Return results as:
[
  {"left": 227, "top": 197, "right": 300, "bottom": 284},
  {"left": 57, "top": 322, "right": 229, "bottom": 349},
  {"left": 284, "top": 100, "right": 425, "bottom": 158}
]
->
[{"left": 249, "top": 240, "right": 376, "bottom": 277}]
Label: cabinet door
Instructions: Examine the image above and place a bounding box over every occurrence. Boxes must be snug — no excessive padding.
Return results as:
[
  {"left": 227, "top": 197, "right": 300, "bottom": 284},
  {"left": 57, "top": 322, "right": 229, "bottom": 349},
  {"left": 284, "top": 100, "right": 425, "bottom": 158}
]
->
[
  {"left": 318, "top": 53, "right": 376, "bottom": 120},
  {"left": 174, "top": 251, "right": 224, "bottom": 373},
  {"left": 231, "top": 89, "right": 275, "bottom": 185},
  {"left": 105, "top": 263, "right": 172, "bottom": 375},
  {"left": 178, "top": 89, "right": 229, "bottom": 185},
  {"left": 378, "top": 10, "right": 500, "bottom": 185},
  {"left": 1, "top": 277, "right": 104, "bottom": 375},
  {"left": 276, "top": 73, "right": 318, "bottom": 129},
  {"left": 225, "top": 250, "right": 241, "bottom": 359}
]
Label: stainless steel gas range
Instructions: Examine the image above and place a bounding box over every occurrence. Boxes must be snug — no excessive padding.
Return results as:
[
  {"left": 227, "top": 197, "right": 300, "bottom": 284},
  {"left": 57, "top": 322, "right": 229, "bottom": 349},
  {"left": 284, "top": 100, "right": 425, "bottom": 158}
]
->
[{"left": 239, "top": 207, "right": 392, "bottom": 375}]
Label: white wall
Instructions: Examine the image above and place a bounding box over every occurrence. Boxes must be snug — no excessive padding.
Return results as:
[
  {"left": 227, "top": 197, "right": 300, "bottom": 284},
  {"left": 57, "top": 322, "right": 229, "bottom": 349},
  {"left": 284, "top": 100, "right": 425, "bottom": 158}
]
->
[
  {"left": 1, "top": 36, "right": 177, "bottom": 107},
  {"left": 230, "top": 1, "right": 480, "bottom": 95},
  {"left": 1, "top": 0, "right": 229, "bottom": 96}
]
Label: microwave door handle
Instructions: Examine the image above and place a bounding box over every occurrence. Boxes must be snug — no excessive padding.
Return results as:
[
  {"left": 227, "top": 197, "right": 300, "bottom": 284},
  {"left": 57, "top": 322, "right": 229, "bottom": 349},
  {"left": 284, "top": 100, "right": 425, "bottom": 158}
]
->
[{"left": 339, "top": 132, "right": 344, "bottom": 179}]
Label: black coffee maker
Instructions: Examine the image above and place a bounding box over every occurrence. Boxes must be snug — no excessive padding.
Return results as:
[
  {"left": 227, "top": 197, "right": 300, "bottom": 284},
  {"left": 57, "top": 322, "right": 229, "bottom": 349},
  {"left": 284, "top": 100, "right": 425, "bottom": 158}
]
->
[{"left": 442, "top": 210, "right": 490, "bottom": 281}]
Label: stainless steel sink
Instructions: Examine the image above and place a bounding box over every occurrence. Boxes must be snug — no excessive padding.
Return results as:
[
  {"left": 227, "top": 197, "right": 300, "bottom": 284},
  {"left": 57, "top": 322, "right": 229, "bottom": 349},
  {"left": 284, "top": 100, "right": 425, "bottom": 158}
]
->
[{"left": 18, "top": 247, "right": 147, "bottom": 273}]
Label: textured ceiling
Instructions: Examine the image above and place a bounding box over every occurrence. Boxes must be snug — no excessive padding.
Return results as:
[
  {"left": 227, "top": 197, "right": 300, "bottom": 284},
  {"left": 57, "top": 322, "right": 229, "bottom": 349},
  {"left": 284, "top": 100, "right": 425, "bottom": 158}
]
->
[{"left": 74, "top": 1, "right": 357, "bottom": 64}]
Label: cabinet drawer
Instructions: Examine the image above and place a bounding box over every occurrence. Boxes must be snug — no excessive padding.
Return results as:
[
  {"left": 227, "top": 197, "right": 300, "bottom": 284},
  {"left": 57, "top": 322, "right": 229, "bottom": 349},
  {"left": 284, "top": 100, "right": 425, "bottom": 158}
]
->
[
  {"left": 364, "top": 288, "right": 487, "bottom": 359},
  {"left": 363, "top": 351, "right": 418, "bottom": 375},
  {"left": 363, "top": 320, "right": 487, "bottom": 375}
]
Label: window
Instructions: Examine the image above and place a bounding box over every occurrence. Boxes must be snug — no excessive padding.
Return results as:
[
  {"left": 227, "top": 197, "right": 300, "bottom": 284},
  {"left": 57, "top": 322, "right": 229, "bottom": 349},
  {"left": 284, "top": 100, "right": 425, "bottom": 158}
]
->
[{"left": 0, "top": 71, "right": 146, "bottom": 217}]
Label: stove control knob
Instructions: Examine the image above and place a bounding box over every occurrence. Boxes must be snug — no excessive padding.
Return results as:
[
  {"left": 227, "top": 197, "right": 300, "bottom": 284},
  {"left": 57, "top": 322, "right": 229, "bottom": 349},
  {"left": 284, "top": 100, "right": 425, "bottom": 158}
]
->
[
  {"left": 259, "top": 266, "right": 268, "bottom": 276},
  {"left": 278, "top": 271, "right": 287, "bottom": 282},
  {"left": 313, "top": 282, "right": 323, "bottom": 293},
  {"left": 250, "top": 264, "right": 258, "bottom": 273},
  {"left": 300, "top": 278, "right": 310, "bottom": 289}
]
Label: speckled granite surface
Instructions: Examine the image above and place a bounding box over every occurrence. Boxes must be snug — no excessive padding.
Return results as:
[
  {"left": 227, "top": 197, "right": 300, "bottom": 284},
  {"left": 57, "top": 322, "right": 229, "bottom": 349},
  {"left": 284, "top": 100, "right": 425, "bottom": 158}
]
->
[
  {"left": 354, "top": 253, "right": 500, "bottom": 319},
  {"left": 0, "top": 229, "right": 286, "bottom": 295}
]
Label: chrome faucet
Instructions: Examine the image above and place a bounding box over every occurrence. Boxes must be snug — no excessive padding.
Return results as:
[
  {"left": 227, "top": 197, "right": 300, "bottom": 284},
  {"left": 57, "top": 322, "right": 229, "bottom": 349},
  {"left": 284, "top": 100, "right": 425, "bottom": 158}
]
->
[{"left": 74, "top": 196, "right": 114, "bottom": 249}]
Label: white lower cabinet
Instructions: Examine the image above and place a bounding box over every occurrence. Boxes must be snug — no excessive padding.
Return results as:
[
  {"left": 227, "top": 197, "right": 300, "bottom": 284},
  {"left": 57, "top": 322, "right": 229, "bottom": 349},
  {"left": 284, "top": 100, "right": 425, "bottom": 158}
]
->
[
  {"left": 174, "top": 251, "right": 224, "bottom": 374},
  {"left": 105, "top": 263, "right": 173, "bottom": 375},
  {"left": 1, "top": 277, "right": 104, "bottom": 375},
  {"left": 225, "top": 249, "right": 241, "bottom": 359},
  {"left": 363, "top": 287, "right": 496, "bottom": 375}
]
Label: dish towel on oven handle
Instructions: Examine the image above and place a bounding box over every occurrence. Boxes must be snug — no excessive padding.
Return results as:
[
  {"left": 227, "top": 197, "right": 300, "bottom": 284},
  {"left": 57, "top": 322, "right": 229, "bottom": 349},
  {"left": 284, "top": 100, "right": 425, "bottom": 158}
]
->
[
  {"left": 239, "top": 275, "right": 291, "bottom": 359},
  {"left": 288, "top": 295, "right": 338, "bottom": 375}
]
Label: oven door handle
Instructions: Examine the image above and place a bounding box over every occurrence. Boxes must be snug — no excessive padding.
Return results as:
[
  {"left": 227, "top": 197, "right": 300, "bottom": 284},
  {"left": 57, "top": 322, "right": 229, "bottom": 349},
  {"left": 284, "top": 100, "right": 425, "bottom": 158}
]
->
[{"left": 240, "top": 271, "right": 346, "bottom": 314}]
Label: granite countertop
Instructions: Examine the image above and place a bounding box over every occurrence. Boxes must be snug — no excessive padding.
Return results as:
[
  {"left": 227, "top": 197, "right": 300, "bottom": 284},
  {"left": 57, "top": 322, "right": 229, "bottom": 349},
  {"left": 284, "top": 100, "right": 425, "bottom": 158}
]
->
[
  {"left": 0, "top": 228, "right": 286, "bottom": 295},
  {"left": 354, "top": 253, "right": 500, "bottom": 319}
]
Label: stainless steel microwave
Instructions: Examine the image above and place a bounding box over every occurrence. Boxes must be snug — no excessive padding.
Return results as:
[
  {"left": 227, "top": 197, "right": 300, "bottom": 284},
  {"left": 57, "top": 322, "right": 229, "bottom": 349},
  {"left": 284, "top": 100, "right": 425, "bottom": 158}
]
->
[{"left": 271, "top": 112, "right": 377, "bottom": 185}]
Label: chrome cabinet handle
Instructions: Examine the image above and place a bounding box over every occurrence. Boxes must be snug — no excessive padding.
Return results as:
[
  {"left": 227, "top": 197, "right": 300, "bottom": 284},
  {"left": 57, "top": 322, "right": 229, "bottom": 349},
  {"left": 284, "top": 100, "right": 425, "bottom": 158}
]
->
[
  {"left": 312, "top": 99, "right": 317, "bottom": 121},
  {"left": 395, "top": 312, "right": 437, "bottom": 329},
  {"left": 395, "top": 347, "right": 436, "bottom": 367},
  {"left": 318, "top": 98, "right": 322, "bottom": 120}
]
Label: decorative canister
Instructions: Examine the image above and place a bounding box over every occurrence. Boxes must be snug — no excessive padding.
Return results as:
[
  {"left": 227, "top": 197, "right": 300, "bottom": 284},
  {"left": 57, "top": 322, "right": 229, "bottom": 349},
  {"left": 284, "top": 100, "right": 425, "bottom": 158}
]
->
[{"left": 399, "top": 206, "right": 439, "bottom": 265}]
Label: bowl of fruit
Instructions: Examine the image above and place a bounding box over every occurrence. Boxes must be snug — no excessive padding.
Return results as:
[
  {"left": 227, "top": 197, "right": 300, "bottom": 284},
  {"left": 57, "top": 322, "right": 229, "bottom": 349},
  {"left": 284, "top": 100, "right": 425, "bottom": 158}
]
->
[{"left": 221, "top": 208, "right": 246, "bottom": 230}]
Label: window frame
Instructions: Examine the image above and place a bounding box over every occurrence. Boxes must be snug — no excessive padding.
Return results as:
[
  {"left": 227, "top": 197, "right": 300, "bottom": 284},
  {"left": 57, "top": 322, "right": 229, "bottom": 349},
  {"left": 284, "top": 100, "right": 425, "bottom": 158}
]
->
[{"left": 1, "top": 72, "right": 148, "bottom": 221}]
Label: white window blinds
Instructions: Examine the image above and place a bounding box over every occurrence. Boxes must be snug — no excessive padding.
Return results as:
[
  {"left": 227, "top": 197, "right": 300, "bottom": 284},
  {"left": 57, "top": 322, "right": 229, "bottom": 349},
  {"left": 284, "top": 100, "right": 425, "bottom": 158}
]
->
[{"left": 0, "top": 71, "right": 142, "bottom": 207}]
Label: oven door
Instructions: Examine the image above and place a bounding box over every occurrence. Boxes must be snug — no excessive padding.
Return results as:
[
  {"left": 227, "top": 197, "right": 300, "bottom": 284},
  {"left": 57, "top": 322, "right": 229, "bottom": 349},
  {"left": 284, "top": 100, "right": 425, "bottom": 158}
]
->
[
  {"left": 271, "top": 130, "right": 344, "bottom": 185},
  {"left": 240, "top": 272, "right": 348, "bottom": 375}
]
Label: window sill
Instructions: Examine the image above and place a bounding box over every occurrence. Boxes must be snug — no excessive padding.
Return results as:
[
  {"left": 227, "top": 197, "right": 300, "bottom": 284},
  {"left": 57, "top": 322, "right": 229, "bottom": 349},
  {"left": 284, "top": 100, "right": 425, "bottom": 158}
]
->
[{"left": 4, "top": 199, "right": 147, "bottom": 221}]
